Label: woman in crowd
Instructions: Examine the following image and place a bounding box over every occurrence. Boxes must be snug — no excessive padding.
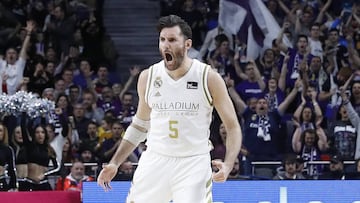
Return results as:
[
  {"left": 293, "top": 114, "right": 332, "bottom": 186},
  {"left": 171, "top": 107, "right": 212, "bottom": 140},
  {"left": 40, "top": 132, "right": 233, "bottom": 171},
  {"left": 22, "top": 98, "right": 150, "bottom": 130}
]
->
[
  {"left": 10, "top": 125, "right": 28, "bottom": 191},
  {"left": 292, "top": 129, "right": 324, "bottom": 178},
  {"left": 55, "top": 93, "right": 73, "bottom": 118},
  {"left": 0, "top": 123, "right": 16, "bottom": 191},
  {"left": 21, "top": 113, "right": 60, "bottom": 191}
]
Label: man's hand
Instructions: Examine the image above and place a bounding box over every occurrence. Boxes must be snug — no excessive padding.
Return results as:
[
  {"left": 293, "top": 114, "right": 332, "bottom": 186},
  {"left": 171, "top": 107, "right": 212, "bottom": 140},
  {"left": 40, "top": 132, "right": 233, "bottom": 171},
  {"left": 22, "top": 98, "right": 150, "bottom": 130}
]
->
[
  {"left": 211, "top": 160, "right": 232, "bottom": 182},
  {"left": 97, "top": 163, "right": 118, "bottom": 191}
]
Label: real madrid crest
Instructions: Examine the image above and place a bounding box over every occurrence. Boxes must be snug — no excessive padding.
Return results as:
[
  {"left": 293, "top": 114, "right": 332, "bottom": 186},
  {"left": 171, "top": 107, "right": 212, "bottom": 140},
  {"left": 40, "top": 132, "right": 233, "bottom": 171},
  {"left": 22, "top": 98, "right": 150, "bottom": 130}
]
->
[{"left": 154, "top": 77, "right": 162, "bottom": 88}]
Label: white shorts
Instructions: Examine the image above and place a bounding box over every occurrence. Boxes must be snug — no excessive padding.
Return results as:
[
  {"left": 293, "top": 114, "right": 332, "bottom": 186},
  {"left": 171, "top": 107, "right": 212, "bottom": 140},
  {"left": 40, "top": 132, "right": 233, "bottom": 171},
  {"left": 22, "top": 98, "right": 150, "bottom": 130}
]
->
[{"left": 126, "top": 150, "right": 213, "bottom": 203}]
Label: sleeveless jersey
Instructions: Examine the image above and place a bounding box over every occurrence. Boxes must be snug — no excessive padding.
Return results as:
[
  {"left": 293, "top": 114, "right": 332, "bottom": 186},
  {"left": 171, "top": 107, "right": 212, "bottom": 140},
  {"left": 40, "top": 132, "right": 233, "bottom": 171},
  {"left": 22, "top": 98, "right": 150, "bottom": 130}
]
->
[{"left": 145, "top": 59, "right": 213, "bottom": 157}]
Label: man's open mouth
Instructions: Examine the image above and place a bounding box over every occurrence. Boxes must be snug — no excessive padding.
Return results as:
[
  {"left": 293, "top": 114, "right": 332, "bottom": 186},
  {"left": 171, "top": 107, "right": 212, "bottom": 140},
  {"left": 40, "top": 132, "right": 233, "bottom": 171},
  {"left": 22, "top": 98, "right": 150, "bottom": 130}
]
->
[{"left": 165, "top": 53, "right": 173, "bottom": 62}]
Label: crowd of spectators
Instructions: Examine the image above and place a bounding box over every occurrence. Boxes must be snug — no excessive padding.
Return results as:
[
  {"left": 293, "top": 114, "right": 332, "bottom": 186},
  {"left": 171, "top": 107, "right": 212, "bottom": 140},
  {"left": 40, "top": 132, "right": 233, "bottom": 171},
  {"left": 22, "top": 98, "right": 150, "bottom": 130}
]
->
[
  {"left": 160, "top": 0, "right": 360, "bottom": 180},
  {"left": 194, "top": 0, "right": 360, "bottom": 180},
  {"left": 0, "top": 0, "right": 140, "bottom": 192},
  {"left": 3, "top": 0, "right": 360, "bottom": 193}
]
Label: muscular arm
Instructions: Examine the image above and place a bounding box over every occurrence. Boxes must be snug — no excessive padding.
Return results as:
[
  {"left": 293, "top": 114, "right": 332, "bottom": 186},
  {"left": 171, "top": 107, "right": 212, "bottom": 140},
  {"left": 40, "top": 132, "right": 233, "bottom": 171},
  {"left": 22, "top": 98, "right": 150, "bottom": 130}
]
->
[
  {"left": 109, "top": 69, "right": 151, "bottom": 168},
  {"left": 208, "top": 70, "right": 242, "bottom": 172}
]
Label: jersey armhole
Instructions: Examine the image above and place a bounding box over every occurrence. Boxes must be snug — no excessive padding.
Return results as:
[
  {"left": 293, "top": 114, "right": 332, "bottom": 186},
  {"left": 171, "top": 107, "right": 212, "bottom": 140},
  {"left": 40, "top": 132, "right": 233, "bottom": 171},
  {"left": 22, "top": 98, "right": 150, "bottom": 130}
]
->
[
  {"left": 202, "top": 65, "right": 213, "bottom": 106},
  {"left": 144, "top": 65, "right": 154, "bottom": 104}
]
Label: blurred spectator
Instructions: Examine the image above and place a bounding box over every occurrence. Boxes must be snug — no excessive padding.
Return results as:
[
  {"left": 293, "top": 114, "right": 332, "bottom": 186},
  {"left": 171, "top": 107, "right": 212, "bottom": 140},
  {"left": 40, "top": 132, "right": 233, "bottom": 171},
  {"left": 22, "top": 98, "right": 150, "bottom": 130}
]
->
[
  {"left": 292, "top": 88, "right": 328, "bottom": 152},
  {"left": 210, "top": 122, "right": 227, "bottom": 160},
  {"left": 323, "top": 28, "right": 348, "bottom": 76},
  {"left": 292, "top": 129, "right": 324, "bottom": 178},
  {"left": 99, "top": 120, "right": 138, "bottom": 164},
  {"left": 97, "top": 86, "right": 122, "bottom": 117},
  {"left": 330, "top": 82, "right": 360, "bottom": 162},
  {"left": 78, "top": 144, "right": 98, "bottom": 176},
  {"left": 228, "top": 157, "right": 241, "bottom": 179},
  {"left": 345, "top": 159, "right": 360, "bottom": 179},
  {"left": 273, "top": 153, "right": 306, "bottom": 180},
  {"left": 276, "top": 21, "right": 313, "bottom": 89},
  {"left": 257, "top": 48, "right": 280, "bottom": 82},
  {"left": 73, "top": 58, "right": 95, "bottom": 90},
  {"left": 27, "top": 57, "right": 54, "bottom": 95},
  {"left": 178, "top": 0, "right": 205, "bottom": 49},
  {"left": 55, "top": 160, "right": 94, "bottom": 191},
  {"left": 55, "top": 93, "right": 73, "bottom": 118},
  {"left": 81, "top": 121, "right": 100, "bottom": 151},
  {"left": 319, "top": 154, "right": 345, "bottom": 180},
  {"left": 68, "top": 84, "right": 82, "bottom": 105},
  {"left": 208, "top": 34, "right": 239, "bottom": 82},
  {"left": 42, "top": 87, "right": 55, "bottom": 101},
  {"left": 234, "top": 61, "right": 266, "bottom": 103},
  {"left": 263, "top": 78, "right": 285, "bottom": 112},
  {"left": 20, "top": 113, "right": 59, "bottom": 191},
  {"left": 227, "top": 77, "right": 301, "bottom": 178},
  {"left": 118, "top": 91, "right": 137, "bottom": 126},
  {"left": 60, "top": 68, "right": 75, "bottom": 93},
  {"left": 73, "top": 103, "right": 92, "bottom": 140},
  {"left": 44, "top": 4, "right": 76, "bottom": 55},
  {"left": 113, "top": 161, "right": 134, "bottom": 181},
  {"left": 80, "top": 14, "right": 106, "bottom": 66},
  {"left": 94, "top": 64, "right": 112, "bottom": 95},
  {"left": 198, "top": 26, "right": 234, "bottom": 62},
  {"left": 0, "top": 123, "right": 17, "bottom": 191},
  {"left": 82, "top": 89, "right": 104, "bottom": 124},
  {"left": 98, "top": 115, "right": 114, "bottom": 144},
  {"left": 10, "top": 125, "right": 27, "bottom": 190},
  {"left": 0, "top": 21, "right": 34, "bottom": 95},
  {"left": 308, "top": 23, "right": 324, "bottom": 60}
]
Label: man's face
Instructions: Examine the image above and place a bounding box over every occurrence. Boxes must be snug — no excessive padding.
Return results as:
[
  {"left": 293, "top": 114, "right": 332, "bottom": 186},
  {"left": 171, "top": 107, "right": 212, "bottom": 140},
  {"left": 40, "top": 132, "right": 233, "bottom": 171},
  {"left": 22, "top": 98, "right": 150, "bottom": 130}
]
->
[
  {"left": 54, "top": 6, "right": 63, "bottom": 20},
  {"left": 122, "top": 94, "right": 133, "bottom": 107},
  {"left": 328, "top": 31, "right": 339, "bottom": 43},
  {"left": 304, "top": 132, "right": 316, "bottom": 147},
  {"left": 97, "top": 67, "right": 108, "bottom": 79},
  {"left": 159, "top": 26, "right": 189, "bottom": 71},
  {"left": 310, "top": 25, "right": 320, "bottom": 39},
  {"left": 81, "top": 151, "right": 93, "bottom": 162},
  {"left": 82, "top": 93, "right": 94, "bottom": 108},
  {"left": 101, "top": 87, "right": 113, "bottom": 101},
  {"left": 5, "top": 48, "right": 17, "bottom": 64},
  {"left": 112, "top": 123, "right": 124, "bottom": 138},
  {"left": 71, "top": 162, "right": 85, "bottom": 180},
  {"left": 255, "top": 98, "right": 268, "bottom": 115},
  {"left": 62, "top": 70, "right": 73, "bottom": 83},
  {"left": 268, "top": 79, "right": 277, "bottom": 92},
  {"left": 245, "top": 65, "right": 255, "bottom": 78},
  {"left": 310, "top": 57, "right": 321, "bottom": 72},
  {"left": 69, "top": 87, "right": 80, "bottom": 101},
  {"left": 297, "top": 37, "right": 308, "bottom": 52},
  {"left": 73, "top": 105, "right": 85, "bottom": 118},
  {"left": 87, "top": 123, "right": 97, "bottom": 136},
  {"left": 285, "top": 162, "right": 297, "bottom": 175}
]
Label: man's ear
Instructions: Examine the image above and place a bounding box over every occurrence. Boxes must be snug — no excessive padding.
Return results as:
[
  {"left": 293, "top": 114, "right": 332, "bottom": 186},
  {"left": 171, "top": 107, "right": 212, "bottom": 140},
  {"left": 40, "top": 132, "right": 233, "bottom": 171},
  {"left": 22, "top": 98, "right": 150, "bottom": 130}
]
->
[{"left": 185, "top": 39, "right": 192, "bottom": 49}]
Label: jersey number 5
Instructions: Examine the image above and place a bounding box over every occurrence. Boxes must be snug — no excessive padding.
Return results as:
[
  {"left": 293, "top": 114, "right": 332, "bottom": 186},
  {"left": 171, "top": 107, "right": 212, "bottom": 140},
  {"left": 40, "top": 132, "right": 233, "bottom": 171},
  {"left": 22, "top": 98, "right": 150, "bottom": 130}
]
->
[{"left": 169, "top": 120, "right": 179, "bottom": 138}]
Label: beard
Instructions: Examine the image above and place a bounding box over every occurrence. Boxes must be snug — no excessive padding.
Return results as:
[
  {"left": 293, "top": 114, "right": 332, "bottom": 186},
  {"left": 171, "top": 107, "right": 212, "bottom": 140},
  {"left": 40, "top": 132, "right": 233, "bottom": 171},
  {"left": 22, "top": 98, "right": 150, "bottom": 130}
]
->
[{"left": 160, "top": 46, "right": 186, "bottom": 71}]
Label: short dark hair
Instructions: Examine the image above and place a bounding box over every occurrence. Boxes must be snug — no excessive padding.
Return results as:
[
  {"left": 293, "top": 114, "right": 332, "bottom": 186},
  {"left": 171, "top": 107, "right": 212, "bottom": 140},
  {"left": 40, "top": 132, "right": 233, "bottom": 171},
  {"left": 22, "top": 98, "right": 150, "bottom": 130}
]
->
[
  {"left": 157, "top": 15, "right": 192, "bottom": 40},
  {"left": 328, "top": 28, "right": 339, "bottom": 34},
  {"left": 297, "top": 34, "right": 308, "bottom": 43}
]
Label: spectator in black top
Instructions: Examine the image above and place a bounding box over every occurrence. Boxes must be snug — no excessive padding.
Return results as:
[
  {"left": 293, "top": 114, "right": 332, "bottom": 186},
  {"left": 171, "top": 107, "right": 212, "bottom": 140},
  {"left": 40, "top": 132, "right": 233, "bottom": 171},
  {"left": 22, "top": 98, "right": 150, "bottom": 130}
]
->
[
  {"left": 44, "top": 4, "right": 76, "bottom": 55},
  {"left": 10, "top": 125, "right": 27, "bottom": 191},
  {"left": 20, "top": 113, "right": 59, "bottom": 191},
  {"left": 319, "top": 155, "right": 345, "bottom": 180},
  {"left": 0, "top": 123, "right": 16, "bottom": 191}
]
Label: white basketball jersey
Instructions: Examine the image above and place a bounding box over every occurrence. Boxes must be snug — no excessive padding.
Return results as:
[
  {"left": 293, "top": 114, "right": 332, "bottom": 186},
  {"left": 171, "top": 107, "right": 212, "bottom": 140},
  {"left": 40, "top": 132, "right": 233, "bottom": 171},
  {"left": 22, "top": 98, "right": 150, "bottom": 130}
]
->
[{"left": 145, "top": 59, "right": 213, "bottom": 157}]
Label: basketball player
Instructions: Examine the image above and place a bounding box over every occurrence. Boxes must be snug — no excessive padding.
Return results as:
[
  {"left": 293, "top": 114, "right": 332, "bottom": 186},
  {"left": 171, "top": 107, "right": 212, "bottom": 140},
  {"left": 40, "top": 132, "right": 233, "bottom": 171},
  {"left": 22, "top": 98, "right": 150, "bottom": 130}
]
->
[{"left": 97, "top": 15, "right": 242, "bottom": 203}]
